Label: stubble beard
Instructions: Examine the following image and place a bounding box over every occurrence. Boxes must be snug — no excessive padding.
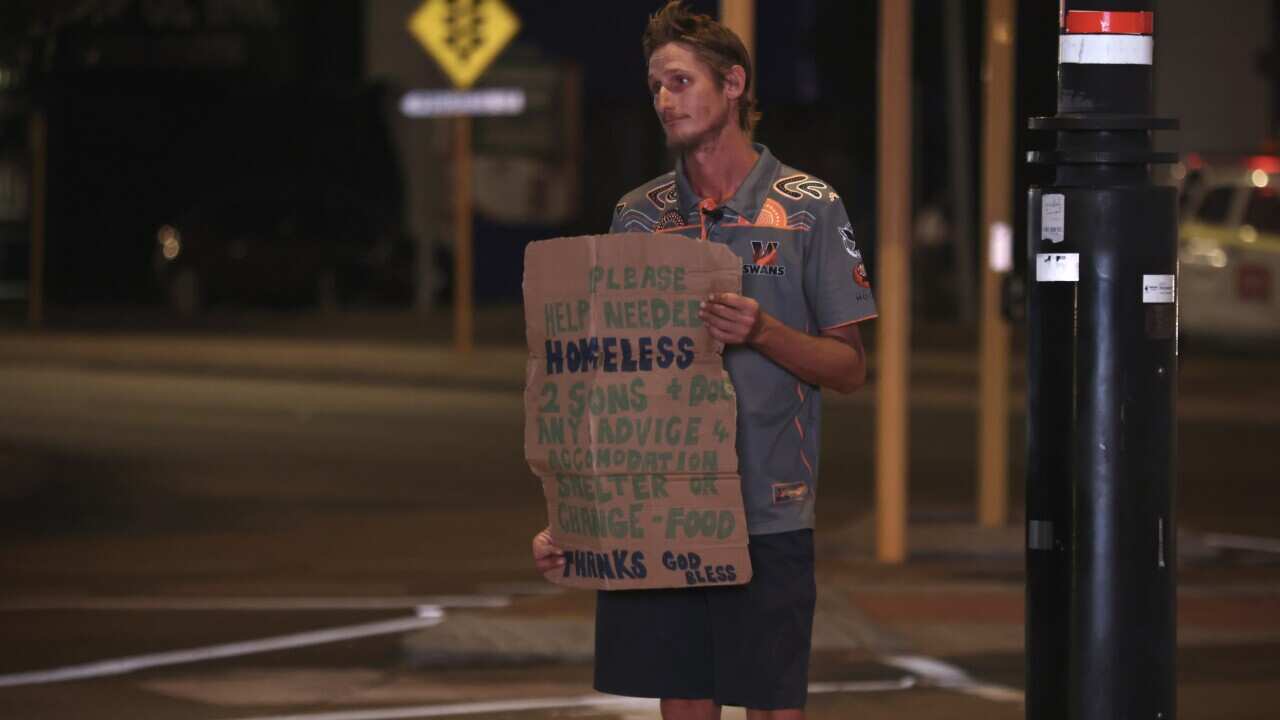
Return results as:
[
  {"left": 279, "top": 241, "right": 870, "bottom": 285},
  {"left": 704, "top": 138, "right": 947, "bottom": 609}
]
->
[{"left": 664, "top": 102, "right": 734, "bottom": 154}]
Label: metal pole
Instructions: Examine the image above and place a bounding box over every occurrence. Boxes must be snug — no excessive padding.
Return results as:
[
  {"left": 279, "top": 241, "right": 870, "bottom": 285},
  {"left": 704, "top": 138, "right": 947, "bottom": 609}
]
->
[
  {"left": 718, "top": 0, "right": 755, "bottom": 71},
  {"left": 453, "top": 115, "right": 473, "bottom": 354},
  {"left": 27, "top": 111, "right": 46, "bottom": 330},
  {"left": 1027, "top": 3, "right": 1177, "bottom": 718},
  {"left": 978, "top": 0, "right": 1014, "bottom": 529},
  {"left": 875, "top": 0, "right": 911, "bottom": 565}
]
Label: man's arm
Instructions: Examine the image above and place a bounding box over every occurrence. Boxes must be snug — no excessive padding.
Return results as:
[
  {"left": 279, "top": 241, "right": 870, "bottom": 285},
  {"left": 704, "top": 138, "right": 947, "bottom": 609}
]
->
[{"left": 699, "top": 292, "right": 868, "bottom": 394}]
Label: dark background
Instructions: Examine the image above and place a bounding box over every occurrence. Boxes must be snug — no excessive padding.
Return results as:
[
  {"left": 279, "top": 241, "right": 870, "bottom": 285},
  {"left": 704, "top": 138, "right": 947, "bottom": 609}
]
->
[
  {"left": 0, "top": 0, "right": 1274, "bottom": 310},
  {"left": 0, "top": 0, "right": 1079, "bottom": 310}
]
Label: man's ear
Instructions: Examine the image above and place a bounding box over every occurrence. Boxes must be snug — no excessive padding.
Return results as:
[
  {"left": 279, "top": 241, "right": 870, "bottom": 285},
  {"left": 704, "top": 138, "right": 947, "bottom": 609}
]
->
[{"left": 723, "top": 64, "right": 747, "bottom": 101}]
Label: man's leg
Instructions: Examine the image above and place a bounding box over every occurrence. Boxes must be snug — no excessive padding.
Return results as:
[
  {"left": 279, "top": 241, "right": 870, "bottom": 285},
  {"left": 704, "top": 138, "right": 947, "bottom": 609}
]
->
[
  {"left": 707, "top": 530, "right": 817, "bottom": 712},
  {"left": 594, "top": 588, "right": 715, "bottom": 700},
  {"left": 661, "top": 698, "right": 721, "bottom": 719}
]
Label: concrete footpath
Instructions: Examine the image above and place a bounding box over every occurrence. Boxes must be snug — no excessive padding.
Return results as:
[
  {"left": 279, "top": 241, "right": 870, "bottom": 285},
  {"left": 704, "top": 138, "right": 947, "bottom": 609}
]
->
[
  {"left": 2, "top": 307, "right": 1277, "bottom": 419},
  {"left": 3, "top": 310, "right": 1280, "bottom": 674},
  {"left": 396, "top": 518, "right": 1280, "bottom": 671},
  {"left": 0, "top": 330, "right": 531, "bottom": 392}
]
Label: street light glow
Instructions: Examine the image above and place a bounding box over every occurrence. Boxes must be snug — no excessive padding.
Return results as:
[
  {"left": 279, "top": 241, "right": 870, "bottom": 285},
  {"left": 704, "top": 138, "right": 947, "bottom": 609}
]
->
[
  {"left": 399, "top": 88, "right": 526, "bottom": 118},
  {"left": 158, "top": 225, "right": 182, "bottom": 260}
]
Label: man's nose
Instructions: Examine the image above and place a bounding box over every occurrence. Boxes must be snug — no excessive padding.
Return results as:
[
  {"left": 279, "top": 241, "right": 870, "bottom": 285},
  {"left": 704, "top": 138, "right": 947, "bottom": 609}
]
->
[{"left": 655, "top": 87, "right": 673, "bottom": 112}]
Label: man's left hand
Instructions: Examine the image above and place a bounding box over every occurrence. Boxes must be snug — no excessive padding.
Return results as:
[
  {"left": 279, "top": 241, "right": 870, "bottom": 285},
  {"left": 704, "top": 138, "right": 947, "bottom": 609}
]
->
[{"left": 699, "top": 292, "right": 766, "bottom": 345}]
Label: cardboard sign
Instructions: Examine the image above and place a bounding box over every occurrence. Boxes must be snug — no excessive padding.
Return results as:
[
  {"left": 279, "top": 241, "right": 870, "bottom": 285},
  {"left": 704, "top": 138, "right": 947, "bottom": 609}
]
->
[{"left": 524, "top": 234, "right": 752, "bottom": 590}]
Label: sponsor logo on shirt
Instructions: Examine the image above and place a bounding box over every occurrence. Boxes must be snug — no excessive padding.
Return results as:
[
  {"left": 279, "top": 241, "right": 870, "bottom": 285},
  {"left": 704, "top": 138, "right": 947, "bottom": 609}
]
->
[{"left": 772, "top": 481, "right": 809, "bottom": 504}]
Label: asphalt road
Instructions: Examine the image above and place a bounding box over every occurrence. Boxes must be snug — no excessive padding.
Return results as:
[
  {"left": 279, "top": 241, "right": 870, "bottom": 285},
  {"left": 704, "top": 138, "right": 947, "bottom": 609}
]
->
[{"left": 1, "top": 346, "right": 1278, "bottom": 718}]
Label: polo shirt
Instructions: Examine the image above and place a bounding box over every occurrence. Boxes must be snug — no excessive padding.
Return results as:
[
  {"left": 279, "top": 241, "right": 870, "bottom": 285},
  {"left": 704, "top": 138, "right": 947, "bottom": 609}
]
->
[{"left": 608, "top": 144, "right": 877, "bottom": 534}]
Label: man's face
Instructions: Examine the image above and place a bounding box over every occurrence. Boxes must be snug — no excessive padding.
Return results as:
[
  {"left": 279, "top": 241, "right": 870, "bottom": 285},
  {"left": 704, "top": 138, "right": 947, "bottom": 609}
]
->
[{"left": 647, "top": 42, "right": 736, "bottom": 151}]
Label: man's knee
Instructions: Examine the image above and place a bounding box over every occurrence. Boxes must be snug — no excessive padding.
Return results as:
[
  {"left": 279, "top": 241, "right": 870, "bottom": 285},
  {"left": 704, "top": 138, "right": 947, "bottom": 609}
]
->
[{"left": 660, "top": 697, "right": 720, "bottom": 720}]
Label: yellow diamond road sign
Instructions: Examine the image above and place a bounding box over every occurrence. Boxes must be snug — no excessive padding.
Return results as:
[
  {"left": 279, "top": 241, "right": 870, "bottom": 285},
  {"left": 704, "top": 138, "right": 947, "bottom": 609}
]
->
[{"left": 409, "top": 0, "right": 520, "bottom": 90}]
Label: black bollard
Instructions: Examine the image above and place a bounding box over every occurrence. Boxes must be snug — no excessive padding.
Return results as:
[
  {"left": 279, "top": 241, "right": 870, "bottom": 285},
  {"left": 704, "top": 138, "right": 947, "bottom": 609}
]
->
[{"left": 1027, "top": 3, "right": 1178, "bottom": 719}]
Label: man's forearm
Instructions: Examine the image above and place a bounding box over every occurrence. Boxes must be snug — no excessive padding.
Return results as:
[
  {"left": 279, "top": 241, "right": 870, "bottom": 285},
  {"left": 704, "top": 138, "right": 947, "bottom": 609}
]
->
[{"left": 749, "top": 314, "right": 867, "bottom": 394}]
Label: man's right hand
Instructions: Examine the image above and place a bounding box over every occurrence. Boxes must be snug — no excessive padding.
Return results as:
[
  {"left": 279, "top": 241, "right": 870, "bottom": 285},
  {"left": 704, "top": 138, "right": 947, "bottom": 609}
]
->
[{"left": 532, "top": 527, "right": 565, "bottom": 574}]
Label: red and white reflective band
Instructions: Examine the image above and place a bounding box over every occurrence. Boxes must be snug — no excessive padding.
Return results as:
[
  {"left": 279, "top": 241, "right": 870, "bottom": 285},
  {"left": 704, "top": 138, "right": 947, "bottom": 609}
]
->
[
  {"left": 1063, "top": 10, "right": 1154, "bottom": 34},
  {"left": 1059, "top": 10, "right": 1153, "bottom": 66}
]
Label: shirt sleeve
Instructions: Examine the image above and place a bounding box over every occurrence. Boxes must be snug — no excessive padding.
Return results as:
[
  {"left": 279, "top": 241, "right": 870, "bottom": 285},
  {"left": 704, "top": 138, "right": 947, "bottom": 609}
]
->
[
  {"left": 607, "top": 200, "right": 627, "bottom": 234},
  {"left": 803, "top": 196, "right": 878, "bottom": 330}
]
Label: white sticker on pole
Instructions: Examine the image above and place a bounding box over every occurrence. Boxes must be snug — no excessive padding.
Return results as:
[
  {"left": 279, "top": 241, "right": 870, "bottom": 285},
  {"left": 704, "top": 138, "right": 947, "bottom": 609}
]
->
[
  {"left": 1142, "top": 274, "right": 1175, "bottom": 303},
  {"left": 1036, "top": 253, "right": 1079, "bottom": 282},
  {"left": 989, "top": 222, "right": 1013, "bottom": 272},
  {"left": 1042, "top": 194, "right": 1065, "bottom": 243}
]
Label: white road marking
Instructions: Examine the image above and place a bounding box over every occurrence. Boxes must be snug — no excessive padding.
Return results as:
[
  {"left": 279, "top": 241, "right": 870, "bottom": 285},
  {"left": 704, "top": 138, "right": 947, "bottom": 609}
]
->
[
  {"left": 0, "top": 596, "right": 509, "bottom": 612},
  {"left": 883, "top": 654, "right": 1024, "bottom": 703},
  {"left": 223, "top": 695, "right": 656, "bottom": 720},
  {"left": 0, "top": 591, "right": 1024, "bottom": 711},
  {"left": 0, "top": 611, "right": 445, "bottom": 689},
  {"left": 218, "top": 679, "right": 920, "bottom": 720},
  {"left": 810, "top": 676, "right": 918, "bottom": 694},
  {"left": 1202, "top": 533, "right": 1280, "bottom": 555}
]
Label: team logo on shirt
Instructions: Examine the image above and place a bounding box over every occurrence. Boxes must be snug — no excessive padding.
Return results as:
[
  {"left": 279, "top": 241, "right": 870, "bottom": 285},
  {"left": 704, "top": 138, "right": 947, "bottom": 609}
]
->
[
  {"left": 750, "top": 240, "right": 779, "bottom": 265},
  {"left": 744, "top": 240, "right": 786, "bottom": 277},
  {"left": 839, "top": 223, "right": 861, "bottom": 262},
  {"left": 839, "top": 223, "right": 871, "bottom": 288}
]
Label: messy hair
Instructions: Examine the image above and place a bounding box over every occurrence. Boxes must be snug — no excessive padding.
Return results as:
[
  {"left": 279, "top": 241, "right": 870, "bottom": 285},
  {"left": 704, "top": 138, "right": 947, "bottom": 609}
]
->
[{"left": 642, "top": 0, "right": 760, "bottom": 132}]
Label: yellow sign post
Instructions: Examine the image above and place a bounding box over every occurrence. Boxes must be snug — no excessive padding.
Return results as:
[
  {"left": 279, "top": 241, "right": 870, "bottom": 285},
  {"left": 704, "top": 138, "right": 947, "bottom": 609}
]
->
[
  {"left": 409, "top": 0, "right": 520, "bottom": 353},
  {"left": 978, "top": 0, "right": 1015, "bottom": 528},
  {"left": 876, "top": 0, "right": 912, "bottom": 564}
]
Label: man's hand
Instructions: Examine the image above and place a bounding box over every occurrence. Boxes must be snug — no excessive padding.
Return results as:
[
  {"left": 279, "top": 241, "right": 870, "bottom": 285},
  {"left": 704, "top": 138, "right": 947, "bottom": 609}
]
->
[
  {"left": 698, "top": 292, "right": 768, "bottom": 346},
  {"left": 700, "top": 291, "right": 868, "bottom": 394},
  {"left": 532, "top": 527, "right": 564, "bottom": 574}
]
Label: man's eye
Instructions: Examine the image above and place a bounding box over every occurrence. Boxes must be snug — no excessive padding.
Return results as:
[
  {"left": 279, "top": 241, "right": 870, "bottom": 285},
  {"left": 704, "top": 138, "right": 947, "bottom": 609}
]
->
[{"left": 677, "top": 76, "right": 689, "bottom": 85}]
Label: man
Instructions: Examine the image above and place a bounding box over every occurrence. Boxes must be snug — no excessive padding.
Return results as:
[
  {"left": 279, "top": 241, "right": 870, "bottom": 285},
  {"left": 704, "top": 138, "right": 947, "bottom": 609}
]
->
[{"left": 533, "top": 2, "right": 876, "bottom": 717}]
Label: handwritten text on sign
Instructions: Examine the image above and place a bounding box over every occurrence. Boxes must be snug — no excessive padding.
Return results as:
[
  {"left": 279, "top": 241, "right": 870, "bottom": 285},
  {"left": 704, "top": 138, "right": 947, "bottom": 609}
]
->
[{"left": 523, "top": 235, "right": 751, "bottom": 590}]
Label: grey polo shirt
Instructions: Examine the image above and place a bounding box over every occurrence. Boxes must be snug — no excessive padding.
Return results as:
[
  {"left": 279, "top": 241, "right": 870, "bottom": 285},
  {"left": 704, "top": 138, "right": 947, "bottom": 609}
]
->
[{"left": 609, "top": 144, "right": 877, "bottom": 534}]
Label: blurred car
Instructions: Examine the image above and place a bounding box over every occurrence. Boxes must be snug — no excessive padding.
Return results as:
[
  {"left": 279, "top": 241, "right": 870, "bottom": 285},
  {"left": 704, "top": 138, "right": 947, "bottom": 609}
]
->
[
  {"left": 148, "top": 88, "right": 412, "bottom": 315},
  {"left": 151, "top": 175, "right": 410, "bottom": 315},
  {"left": 1178, "top": 155, "right": 1280, "bottom": 339}
]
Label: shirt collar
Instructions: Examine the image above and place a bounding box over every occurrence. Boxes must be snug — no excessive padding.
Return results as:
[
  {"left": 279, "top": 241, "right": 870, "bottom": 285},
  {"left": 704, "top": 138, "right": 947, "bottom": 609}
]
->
[{"left": 674, "top": 143, "right": 779, "bottom": 221}]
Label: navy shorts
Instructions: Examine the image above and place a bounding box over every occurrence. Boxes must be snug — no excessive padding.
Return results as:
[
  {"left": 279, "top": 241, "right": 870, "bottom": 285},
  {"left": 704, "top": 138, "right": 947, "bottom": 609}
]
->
[{"left": 592, "top": 529, "right": 816, "bottom": 710}]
